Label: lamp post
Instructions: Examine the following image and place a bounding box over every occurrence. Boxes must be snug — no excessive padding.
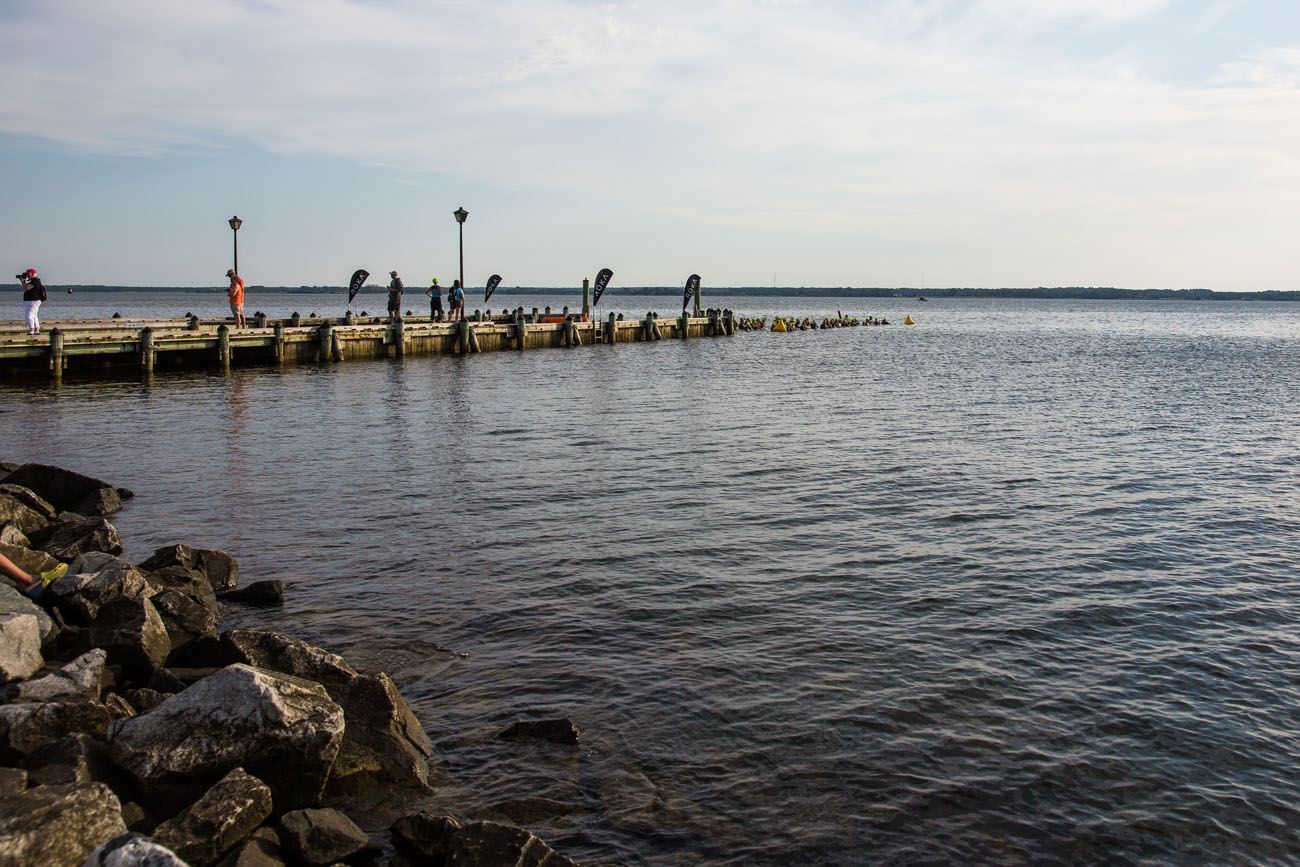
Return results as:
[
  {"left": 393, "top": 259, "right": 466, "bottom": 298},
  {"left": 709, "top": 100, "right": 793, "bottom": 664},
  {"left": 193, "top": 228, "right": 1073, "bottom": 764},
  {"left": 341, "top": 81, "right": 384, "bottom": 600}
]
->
[
  {"left": 228, "top": 216, "right": 243, "bottom": 275},
  {"left": 453, "top": 207, "right": 468, "bottom": 301}
]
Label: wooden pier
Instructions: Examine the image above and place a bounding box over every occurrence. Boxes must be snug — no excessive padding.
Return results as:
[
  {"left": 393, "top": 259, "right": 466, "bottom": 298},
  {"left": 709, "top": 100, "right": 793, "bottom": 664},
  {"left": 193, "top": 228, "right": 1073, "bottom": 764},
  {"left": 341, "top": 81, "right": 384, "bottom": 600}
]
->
[{"left": 0, "top": 309, "right": 736, "bottom": 380}]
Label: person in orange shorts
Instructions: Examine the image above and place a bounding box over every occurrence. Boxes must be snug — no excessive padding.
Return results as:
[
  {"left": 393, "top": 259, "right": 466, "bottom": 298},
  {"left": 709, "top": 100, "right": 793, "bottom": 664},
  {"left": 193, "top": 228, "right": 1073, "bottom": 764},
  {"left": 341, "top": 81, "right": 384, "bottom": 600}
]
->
[
  {"left": 226, "top": 268, "right": 247, "bottom": 329},
  {"left": 0, "top": 552, "right": 67, "bottom": 599}
]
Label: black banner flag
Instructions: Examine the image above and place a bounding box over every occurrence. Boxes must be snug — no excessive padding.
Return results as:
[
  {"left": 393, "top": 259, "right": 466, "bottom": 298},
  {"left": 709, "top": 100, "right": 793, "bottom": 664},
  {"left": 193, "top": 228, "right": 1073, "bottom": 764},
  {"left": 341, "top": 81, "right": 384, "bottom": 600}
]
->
[
  {"left": 347, "top": 269, "right": 369, "bottom": 305},
  {"left": 593, "top": 268, "right": 614, "bottom": 307},
  {"left": 683, "top": 274, "right": 701, "bottom": 311},
  {"left": 485, "top": 274, "right": 502, "bottom": 304}
]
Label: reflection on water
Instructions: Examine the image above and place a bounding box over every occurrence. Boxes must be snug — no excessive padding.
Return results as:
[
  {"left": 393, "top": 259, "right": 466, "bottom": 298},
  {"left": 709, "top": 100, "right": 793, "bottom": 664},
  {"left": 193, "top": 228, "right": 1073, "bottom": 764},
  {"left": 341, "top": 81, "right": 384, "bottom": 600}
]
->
[{"left": 2, "top": 297, "right": 1299, "bottom": 864}]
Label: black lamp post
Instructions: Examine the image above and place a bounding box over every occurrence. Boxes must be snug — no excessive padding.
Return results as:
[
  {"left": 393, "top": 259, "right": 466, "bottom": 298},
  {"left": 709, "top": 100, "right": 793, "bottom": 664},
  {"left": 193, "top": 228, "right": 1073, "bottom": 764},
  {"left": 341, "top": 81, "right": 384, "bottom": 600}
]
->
[
  {"left": 228, "top": 216, "right": 243, "bottom": 275},
  {"left": 453, "top": 207, "right": 468, "bottom": 298}
]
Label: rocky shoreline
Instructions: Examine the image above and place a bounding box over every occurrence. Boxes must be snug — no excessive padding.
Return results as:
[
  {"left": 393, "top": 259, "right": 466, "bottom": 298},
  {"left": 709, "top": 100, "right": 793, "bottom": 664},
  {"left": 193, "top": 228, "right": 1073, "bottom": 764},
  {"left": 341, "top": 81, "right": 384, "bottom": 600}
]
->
[{"left": 0, "top": 462, "right": 581, "bottom": 866}]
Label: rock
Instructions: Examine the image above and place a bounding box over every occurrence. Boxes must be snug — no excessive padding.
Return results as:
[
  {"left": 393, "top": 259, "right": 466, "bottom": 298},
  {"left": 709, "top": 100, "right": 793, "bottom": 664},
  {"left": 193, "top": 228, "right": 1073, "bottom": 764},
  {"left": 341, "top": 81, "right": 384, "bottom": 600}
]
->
[
  {"left": 150, "top": 768, "right": 272, "bottom": 867},
  {"left": 0, "top": 767, "right": 27, "bottom": 796},
  {"left": 16, "top": 649, "right": 107, "bottom": 703},
  {"left": 218, "top": 827, "right": 283, "bottom": 867},
  {"left": 0, "top": 700, "right": 115, "bottom": 760},
  {"left": 83, "top": 832, "right": 189, "bottom": 867},
  {"left": 0, "top": 492, "right": 51, "bottom": 536},
  {"left": 219, "top": 631, "right": 358, "bottom": 696},
  {"left": 68, "top": 552, "right": 133, "bottom": 575},
  {"left": 123, "top": 688, "right": 169, "bottom": 714},
  {"left": 0, "top": 523, "right": 30, "bottom": 547},
  {"left": 0, "top": 612, "right": 43, "bottom": 682},
  {"left": 151, "top": 590, "right": 218, "bottom": 654},
  {"left": 0, "top": 781, "right": 127, "bottom": 867},
  {"left": 75, "top": 597, "right": 170, "bottom": 683},
  {"left": 139, "top": 545, "right": 239, "bottom": 595},
  {"left": 0, "top": 541, "right": 64, "bottom": 581},
  {"left": 108, "top": 664, "right": 345, "bottom": 811},
  {"left": 0, "top": 583, "right": 56, "bottom": 644},
  {"left": 40, "top": 513, "right": 124, "bottom": 561},
  {"left": 219, "top": 581, "right": 284, "bottom": 607},
  {"left": 18, "top": 733, "right": 111, "bottom": 787},
  {"left": 0, "top": 483, "right": 58, "bottom": 521},
  {"left": 75, "top": 487, "right": 123, "bottom": 519},
  {"left": 147, "top": 669, "right": 187, "bottom": 694},
  {"left": 3, "top": 463, "right": 124, "bottom": 516},
  {"left": 145, "top": 566, "right": 218, "bottom": 612},
  {"left": 102, "top": 693, "right": 136, "bottom": 721},
  {"left": 278, "top": 808, "right": 369, "bottom": 867},
  {"left": 497, "top": 718, "right": 581, "bottom": 745},
  {"left": 390, "top": 815, "right": 578, "bottom": 867},
  {"left": 120, "top": 802, "right": 152, "bottom": 833},
  {"left": 54, "top": 565, "right": 155, "bottom": 626}
]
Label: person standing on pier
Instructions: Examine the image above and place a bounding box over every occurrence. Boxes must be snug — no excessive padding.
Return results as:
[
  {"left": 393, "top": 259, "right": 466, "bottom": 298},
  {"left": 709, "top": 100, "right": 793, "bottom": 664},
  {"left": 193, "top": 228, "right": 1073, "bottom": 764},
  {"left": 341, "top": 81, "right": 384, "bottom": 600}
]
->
[
  {"left": 226, "top": 269, "right": 246, "bottom": 329},
  {"left": 425, "top": 277, "right": 444, "bottom": 322},
  {"left": 388, "top": 271, "right": 405, "bottom": 323},
  {"left": 17, "top": 268, "right": 46, "bottom": 335},
  {"left": 449, "top": 279, "right": 464, "bottom": 322}
]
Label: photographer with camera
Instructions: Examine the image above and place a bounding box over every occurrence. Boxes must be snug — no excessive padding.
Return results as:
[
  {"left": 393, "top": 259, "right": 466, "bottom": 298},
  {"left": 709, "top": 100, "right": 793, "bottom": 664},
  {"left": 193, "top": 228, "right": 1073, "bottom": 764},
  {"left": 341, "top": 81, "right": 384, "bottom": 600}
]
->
[{"left": 16, "top": 268, "right": 46, "bottom": 335}]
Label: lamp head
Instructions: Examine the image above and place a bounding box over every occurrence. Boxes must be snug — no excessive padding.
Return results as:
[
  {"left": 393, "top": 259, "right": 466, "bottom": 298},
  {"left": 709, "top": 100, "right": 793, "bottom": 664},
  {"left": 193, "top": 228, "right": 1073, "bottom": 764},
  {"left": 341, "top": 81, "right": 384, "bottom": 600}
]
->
[
  {"left": 453, "top": 207, "right": 469, "bottom": 224},
  {"left": 228, "top": 216, "right": 243, "bottom": 231}
]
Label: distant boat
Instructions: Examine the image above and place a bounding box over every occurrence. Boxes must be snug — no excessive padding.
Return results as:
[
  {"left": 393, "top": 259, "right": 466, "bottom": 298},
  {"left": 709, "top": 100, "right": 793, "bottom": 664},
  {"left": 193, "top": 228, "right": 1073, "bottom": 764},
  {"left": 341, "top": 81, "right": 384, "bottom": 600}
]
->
[
  {"left": 917, "top": 296, "right": 927, "bottom": 302},
  {"left": 67, "top": 288, "right": 73, "bottom": 294}
]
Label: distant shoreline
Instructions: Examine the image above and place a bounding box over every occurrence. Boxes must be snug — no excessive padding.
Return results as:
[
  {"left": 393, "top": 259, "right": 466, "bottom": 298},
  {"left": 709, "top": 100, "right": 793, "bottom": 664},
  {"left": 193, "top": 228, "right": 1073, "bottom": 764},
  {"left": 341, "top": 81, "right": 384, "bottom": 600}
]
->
[{"left": 43, "top": 285, "right": 1300, "bottom": 301}]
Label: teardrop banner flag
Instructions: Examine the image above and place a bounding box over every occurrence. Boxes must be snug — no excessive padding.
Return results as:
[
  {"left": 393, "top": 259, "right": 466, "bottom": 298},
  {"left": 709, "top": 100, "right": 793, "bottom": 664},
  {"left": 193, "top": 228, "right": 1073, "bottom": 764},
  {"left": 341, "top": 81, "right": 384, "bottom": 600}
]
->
[
  {"left": 683, "top": 274, "right": 701, "bottom": 311},
  {"left": 485, "top": 274, "right": 503, "bottom": 304},
  {"left": 347, "top": 269, "right": 369, "bottom": 305},
  {"left": 593, "top": 268, "right": 614, "bottom": 307}
]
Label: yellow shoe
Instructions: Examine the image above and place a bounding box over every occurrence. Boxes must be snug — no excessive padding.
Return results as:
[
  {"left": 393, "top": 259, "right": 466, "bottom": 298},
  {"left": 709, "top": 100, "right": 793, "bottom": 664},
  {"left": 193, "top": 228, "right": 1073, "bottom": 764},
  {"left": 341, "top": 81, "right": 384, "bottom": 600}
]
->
[{"left": 38, "top": 563, "right": 68, "bottom": 587}]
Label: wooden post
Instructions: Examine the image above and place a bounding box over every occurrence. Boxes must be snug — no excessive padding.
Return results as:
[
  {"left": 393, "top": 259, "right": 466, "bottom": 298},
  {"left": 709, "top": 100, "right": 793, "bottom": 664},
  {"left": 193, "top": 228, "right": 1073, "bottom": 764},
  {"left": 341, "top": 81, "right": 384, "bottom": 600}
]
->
[
  {"left": 345, "top": 310, "right": 355, "bottom": 325},
  {"left": 678, "top": 310, "right": 689, "bottom": 339},
  {"left": 317, "top": 322, "right": 332, "bottom": 362},
  {"left": 189, "top": 314, "right": 200, "bottom": 331},
  {"left": 139, "top": 327, "right": 155, "bottom": 372},
  {"left": 514, "top": 312, "right": 526, "bottom": 351},
  {"left": 708, "top": 309, "right": 719, "bottom": 337},
  {"left": 291, "top": 312, "right": 301, "bottom": 327},
  {"left": 254, "top": 311, "right": 268, "bottom": 328},
  {"left": 582, "top": 278, "right": 590, "bottom": 319},
  {"left": 457, "top": 319, "right": 469, "bottom": 355},
  {"left": 468, "top": 323, "right": 481, "bottom": 353},
  {"left": 49, "top": 329, "right": 64, "bottom": 382},
  {"left": 607, "top": 311, "right": 616, "bottom": 345},
  {"left": 531, "top": 307, "right": 539, "bottom": 322},
  {"left": 217, "top": 324, "right": 231, "bottom": 368},
  {"left": 393, "top": 319, "right": 405, "bottom": 357},
  {"left": 331, "top": 330, "right": 343, "bottom": 362},
  {"left": 724, "top": 309, "right": 735, "bottom": 335},
  {"left": 273, "top": 322, "right": 285, "bottom": 363}
]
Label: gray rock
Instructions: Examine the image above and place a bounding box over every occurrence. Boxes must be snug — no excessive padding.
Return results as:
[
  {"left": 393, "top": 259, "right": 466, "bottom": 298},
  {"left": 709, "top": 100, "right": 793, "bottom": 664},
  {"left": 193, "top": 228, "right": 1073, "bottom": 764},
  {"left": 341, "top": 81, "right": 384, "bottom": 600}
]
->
[
  {"left": 75, "top": 487, "right": 123, "bottom": 519},
  {"left": 82, "top": 832, "right": 190, "bottom": 867},
  {"left": 0, "top": 483, "right": 57, "bottom": 521},
  {"left": 123, "top": 688, "right": 169, "bottom": 714},
  {"left": 0, "top": 781, "right": 127, "bottom": 867},
  {"left": 17, "top": 649, "right": 107, "bottom": 703},
  {"left": 151, "top": 590, "right": 218, "bottom": 654},
  {"left": 219, "top": 630, "right": 358, "bottom": 696},
  {"left": 138, "top": 545, "right": 239, "bottom": 595},
  {"left": 150, "top": 768, "right": 272, "bottom": 867},
  {"left": 19, "top": 733, "right": 111, "bottom": 787},
  {"left": 217, "top": 827, "right": 283, "bottom": 867},
  {"left": 147, "top": 668, "right": 187, "bottom": 694},
  {"left": 0, "top": 492, "right": 51, "bottom": 536},
  {"left": 3, "top": 463, "right": 123, "bottom": 516},
  {"left": 145, "top": 565, "right": 218, "bottom": 613},
  {"left": 75, "top": 597, "right": 170, "bottom": 683},
  {"left": 497, "top": 718, "right": 582, "bottom": 745},
  {"left": 390, "top": 815, "right": 578, "bottom": 867},
  {"left": 102, "top": 693, "right": 136, "bottom": 721},
  {"left": 278, "top": 808, "right": 369, "bottom": 867},
  {"left": 0, "top": 612, "right": 43, "bottom": 682},
  {"left": 0, "top": 700, "right": 115, "bottom": 760},
  {"left": 218, "top": 581, "right": 283, "bottom": 607},
  {"left": 68, "top": 552, "right": 133, "bottom": 576},
  {"left": 0, "top": 767, "right": 27, "bottom": 796},
  {"left": 0, "top": 523, "right": 30, "bottom": 547},
  {"left": 40, "top": 513, "right": 123, "bottom": 561},
  {"left": 108, "top": 664, "right": 345, "bottom": 811},
  {"left": 0, "top": 583, "right": 56, "bottom": 643},
  {"left": 55, "top": 565, "right": 155, "bottom": 626}
]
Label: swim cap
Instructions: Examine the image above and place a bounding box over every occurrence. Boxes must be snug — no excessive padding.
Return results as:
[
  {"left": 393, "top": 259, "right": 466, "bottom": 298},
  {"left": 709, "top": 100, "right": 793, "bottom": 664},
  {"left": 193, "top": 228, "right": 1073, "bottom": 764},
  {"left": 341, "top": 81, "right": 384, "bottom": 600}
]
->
[
  {"left": 24, "top": 268, "right": 36, "bottom": 277},
  {"left": 432, "top": 277, "right": 439, "bottom": 283}
]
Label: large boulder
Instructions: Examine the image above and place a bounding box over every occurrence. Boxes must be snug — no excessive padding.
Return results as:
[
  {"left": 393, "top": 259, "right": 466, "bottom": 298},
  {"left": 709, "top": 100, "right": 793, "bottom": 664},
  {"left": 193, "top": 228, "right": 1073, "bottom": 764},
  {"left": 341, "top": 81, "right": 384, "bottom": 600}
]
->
[
  {"left": 0, "top": 483, "right": 57, "bottom": 521},
  {"left": 83, "top": 833, "right": 190, "bottom": 867},
  {"left": 150, "top": 590, "right": 218, "bottom": 655},
  {"left": 107, "top": 664, "right": 345, "bottom": 811},
  {"left": 16, "top": 649, "right": 107, "bottom": 703},
  {"left": 39, "top": 514, "right": 123, "bottom": 561},
  {"left": 144, "top": 566, "right": 218, "bottom": 613},
  {"left": 219, "top": 580, "right": 284, "bottom": 607},
  {"left": 53, "top": 565, "right": 155, "bottom": 626},
  {"left": 219, "top": 826, "right": 282, "bottom": 867},
  {"left": 0, "top": 612, "right": 43, "bottom": 682},
  {"left": 218, "top": 630, "right": 357, "bottom": 695},
  {"left": 0, "top": 523, "right": 29, "bottom": 547},
  {"left": 75, "top": 597, "right": 170, "bottom": 683},
  {"left": 0, "top": 781, "right": 127, "bottom": 867},
  {"left": 3, "top": 463, "right": 124, "bottom": 516},
  {"left": 0, "top": 542, "right": 63, "bottom": 582},
  {"left": 18, "top": 733, "right": 111, "bottom": 787},
  {"left": 149, "top": 768, "right": 272, "bottom": 866},
  {"left": 138, "top": 545, "right": 239, "bottom": 596},
  {"left": 390, "top": 815, "right": 578, "bottom": 867},
  {"left": 0, "top": 700, "right": 115, "bottom": 761},
  {"left": 278, "top": 808, "right": 369, "bottom": 866},
  {"left": 0, "top": 492, "right": 51, "bottom": 536},
  {"left": 0, "top": 583, "right": 56, "bottom": 644}
]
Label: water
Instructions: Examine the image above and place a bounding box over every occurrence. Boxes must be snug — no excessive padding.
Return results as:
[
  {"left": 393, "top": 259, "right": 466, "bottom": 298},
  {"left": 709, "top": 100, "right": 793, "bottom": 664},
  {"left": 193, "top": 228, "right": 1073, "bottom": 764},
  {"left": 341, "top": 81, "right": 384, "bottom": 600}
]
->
[{"left": 3, "top": 295, "right": 1299, "bottom": 865}]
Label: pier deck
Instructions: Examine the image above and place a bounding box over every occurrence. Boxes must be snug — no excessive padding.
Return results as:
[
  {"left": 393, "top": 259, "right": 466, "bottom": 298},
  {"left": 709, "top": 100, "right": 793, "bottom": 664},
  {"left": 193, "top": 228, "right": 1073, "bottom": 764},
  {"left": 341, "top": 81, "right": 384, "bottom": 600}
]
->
[{"left": 0, "top": 310, "right": 735, "bottom": 380}]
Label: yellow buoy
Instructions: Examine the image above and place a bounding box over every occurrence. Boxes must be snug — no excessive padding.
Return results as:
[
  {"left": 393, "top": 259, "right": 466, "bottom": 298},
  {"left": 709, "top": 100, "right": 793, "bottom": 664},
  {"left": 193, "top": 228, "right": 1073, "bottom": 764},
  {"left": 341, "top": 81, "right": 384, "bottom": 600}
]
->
[
  {"left": 771, "top": 319, "right": 788, "bottom": 332},
  {"left": 903, "top": 315, "right": 915, "bottom": 325}
]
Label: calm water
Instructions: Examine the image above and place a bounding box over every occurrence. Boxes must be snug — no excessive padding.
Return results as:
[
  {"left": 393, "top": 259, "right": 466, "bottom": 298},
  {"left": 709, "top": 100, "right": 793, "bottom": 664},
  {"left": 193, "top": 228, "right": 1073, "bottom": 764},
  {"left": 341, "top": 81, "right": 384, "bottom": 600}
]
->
[{"left": 3, "top": 294, "right": 1299, "bottom": 865}]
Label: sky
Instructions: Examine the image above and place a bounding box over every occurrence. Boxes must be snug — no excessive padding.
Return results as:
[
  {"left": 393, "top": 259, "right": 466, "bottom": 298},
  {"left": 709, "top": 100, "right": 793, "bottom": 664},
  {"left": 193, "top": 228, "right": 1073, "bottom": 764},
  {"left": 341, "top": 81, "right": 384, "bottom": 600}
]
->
[{"left": 1, "top": 0, "right": 1298, "bottom": 290}]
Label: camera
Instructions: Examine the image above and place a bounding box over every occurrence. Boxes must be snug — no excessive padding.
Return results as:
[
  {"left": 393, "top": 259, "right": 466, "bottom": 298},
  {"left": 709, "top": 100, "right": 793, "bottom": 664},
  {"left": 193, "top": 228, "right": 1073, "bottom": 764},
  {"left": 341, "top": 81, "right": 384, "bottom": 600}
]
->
[{"left": 14, "top": 274, "right": 25, "bottom": 282}]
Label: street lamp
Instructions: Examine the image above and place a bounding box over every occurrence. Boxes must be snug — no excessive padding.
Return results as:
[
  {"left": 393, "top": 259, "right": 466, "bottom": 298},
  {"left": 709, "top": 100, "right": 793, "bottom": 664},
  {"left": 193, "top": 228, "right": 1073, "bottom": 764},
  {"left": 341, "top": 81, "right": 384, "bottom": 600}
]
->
[
  {"left": 453, "top": 207, "right": 468, "bottom": 301},
  {"left": 228, "top": 216, "right": 243, "bottom": 275}
]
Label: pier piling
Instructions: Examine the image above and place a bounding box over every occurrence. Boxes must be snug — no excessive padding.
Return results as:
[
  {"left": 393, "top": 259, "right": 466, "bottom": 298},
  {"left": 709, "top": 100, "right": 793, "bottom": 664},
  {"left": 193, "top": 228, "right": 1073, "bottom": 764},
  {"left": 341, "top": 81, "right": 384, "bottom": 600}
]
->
[{"left": 217, "top": 324, "right": 231, "bottom": 368}]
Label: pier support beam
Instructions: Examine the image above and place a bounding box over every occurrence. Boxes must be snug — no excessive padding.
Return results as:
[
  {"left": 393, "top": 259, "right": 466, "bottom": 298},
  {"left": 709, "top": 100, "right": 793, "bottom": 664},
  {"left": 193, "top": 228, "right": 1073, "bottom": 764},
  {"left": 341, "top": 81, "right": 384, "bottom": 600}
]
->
[
  {"left": 392, "top": 319, "right": 406, "bottom": 358},
  {"left": 49, "top": 329, "right": 64, "bottom": 382},
  {"left": 254, "top": 312, "right": 268, "bottom": 328},
  {"left": 217, "top": 324, "right": 231, "bottom": 368},
  {"left": 515, "top": 312, "right": 527, "bottom": 351},
  {"left": 607, "top": 312, "right": 616, "bottom": 346},
  {"left": 317, "top": 322, "right": 332, "bottom": 363},
  {"left": 140, "top": 327, "right": 155, "bottom": 372},
  {"left": 678, "top": 311, "right": 689, "bottom": 339},
  {"left": 274, "top": 323, "right": 286, "bottom": 364},
  {"left": 457, "top": 320, "right": 469, "bottom": 355}
]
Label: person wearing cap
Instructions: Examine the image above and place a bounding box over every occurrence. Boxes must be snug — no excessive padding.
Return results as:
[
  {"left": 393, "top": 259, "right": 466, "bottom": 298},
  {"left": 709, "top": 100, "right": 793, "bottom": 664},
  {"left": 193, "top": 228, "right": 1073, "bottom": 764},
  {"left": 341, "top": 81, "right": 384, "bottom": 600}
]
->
[
  {"left": 18, "top": 268, "right": 46, "bottom": 335},
  {"left": 424, "top": 277, "right": 444, "bottom": 322},
  {"left": 226, "top": 269, "right": 246, "bottom": 329},
  {"left": 387, "top": 271, "right": 404, "bottom": 323}
]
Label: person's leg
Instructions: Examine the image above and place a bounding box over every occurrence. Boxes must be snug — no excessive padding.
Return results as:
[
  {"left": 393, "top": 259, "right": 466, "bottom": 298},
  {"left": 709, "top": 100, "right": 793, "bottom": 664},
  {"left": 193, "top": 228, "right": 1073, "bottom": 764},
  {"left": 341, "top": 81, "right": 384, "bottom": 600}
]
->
[{"left": 24, "top": 301, "right": 37, "bottom": 334}]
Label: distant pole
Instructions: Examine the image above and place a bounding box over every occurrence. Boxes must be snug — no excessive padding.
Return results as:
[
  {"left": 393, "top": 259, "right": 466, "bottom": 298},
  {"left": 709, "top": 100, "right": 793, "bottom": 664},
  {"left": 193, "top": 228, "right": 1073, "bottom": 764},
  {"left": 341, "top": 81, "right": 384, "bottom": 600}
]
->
[
  {"left": 228, "top": 216, "right": 242, "bottom": 274},
  {"left": 454, "top": 207, "right": 469, "bottom": 300}
]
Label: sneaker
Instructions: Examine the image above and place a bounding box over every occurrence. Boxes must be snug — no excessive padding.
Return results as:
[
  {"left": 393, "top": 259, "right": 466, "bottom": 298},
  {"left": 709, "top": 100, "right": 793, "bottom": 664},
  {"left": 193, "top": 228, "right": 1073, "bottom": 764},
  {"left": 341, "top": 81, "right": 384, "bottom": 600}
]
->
[{"left": 39, "top": 563, "right": 68, "bottom": 585}]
